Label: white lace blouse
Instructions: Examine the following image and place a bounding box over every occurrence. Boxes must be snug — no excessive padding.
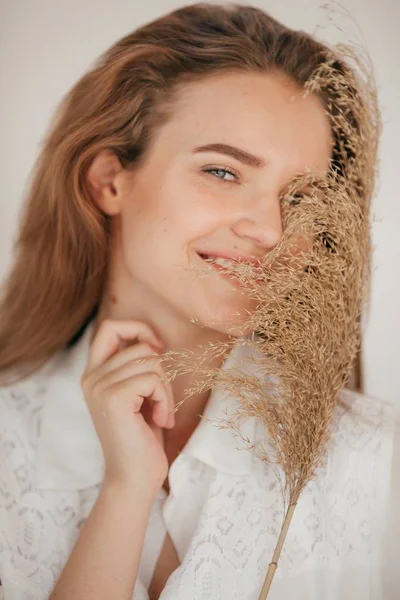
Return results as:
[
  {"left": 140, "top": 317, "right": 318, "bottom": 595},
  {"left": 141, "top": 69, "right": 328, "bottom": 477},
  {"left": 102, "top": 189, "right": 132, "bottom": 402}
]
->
[{"left": 0, "top": 322, "right": 399, "bottom": 599}]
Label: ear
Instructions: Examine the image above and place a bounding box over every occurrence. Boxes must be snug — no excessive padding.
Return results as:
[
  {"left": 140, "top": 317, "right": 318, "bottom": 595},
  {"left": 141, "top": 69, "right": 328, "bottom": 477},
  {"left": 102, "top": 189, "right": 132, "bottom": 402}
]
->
[{"left": 86, "top": 149, "right": 126, "bottom": 216}]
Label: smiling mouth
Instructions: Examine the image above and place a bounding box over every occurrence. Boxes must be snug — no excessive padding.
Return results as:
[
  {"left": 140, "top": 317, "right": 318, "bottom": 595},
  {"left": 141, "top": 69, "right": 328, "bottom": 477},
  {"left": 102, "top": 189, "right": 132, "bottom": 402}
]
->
[
  {"left": 196, "top": 253, "right": 266, "bottom": 287},
  {"left": 196, "top": 253, "right": 250, "bottom": 289}
]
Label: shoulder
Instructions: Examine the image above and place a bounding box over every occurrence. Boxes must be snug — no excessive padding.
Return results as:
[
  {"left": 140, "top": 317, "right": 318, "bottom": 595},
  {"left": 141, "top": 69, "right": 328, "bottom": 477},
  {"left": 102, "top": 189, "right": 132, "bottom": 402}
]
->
[
  {"left": 330, "top": 388, "right": 397, "bottom": 459},
  {"left": 0, "top": 354, "right": 63, "bottom": 455},
  {"left": 0, "top": 353, "right": 96, "bottom": 599},
  {"left": 252, "top": 387, "right": 396, "bottom": 464},
  {"left": 329, "top": 389, "right": 398, "bottom": 516},
  {"left": 0, "top": 360, "right": 50, "bottom": 412},
  {"left": 248, "top": 389, "right": 398, "bottom": 577},
  {"left": 324, "top": 390, "right": 397, "bottom": 506},
  {"left": 250, "top": 387, "right": 397, "bottom": 512}
]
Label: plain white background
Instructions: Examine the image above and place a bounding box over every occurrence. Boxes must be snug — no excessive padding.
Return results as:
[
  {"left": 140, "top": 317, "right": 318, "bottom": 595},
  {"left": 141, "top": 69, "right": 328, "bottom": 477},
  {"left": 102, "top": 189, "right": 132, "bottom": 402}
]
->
[{"left": 0, "top": 0, "right": 399, "bottom": 406}]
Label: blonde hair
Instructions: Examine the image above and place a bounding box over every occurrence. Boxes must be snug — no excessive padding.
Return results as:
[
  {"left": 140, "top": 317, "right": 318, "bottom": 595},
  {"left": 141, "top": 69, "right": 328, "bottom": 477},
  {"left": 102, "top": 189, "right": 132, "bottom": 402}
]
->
[{"left": 0, "top": 3, "right": 371, "bottom": 382}]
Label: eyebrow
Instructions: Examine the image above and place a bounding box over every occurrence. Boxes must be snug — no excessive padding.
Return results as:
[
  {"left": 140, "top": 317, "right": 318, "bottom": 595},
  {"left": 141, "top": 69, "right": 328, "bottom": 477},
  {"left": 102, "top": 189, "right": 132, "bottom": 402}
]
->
[{"left": 192, "top": 143, "right": 267, "bottom": 168}]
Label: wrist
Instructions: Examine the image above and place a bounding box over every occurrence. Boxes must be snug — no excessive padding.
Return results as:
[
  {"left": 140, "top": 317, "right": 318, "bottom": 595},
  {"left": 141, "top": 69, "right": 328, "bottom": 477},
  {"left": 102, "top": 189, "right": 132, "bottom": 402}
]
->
[{"left": 102, "top": 475, "right": 161, "bottom": 504}]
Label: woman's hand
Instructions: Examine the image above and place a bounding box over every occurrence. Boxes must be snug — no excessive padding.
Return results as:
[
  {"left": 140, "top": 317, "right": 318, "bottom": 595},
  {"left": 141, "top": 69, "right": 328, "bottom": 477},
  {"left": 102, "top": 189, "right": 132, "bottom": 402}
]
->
[{"left": 80, "top": 318, "right": 175, "bottom": 496}]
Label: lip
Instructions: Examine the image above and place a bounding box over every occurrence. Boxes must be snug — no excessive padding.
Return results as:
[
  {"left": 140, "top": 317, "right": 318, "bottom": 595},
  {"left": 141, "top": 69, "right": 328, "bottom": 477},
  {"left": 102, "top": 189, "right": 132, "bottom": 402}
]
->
[
  {"left": 196, "top": 252, "right": 265, "bottom": 288},
  {"left": 196, "top": 251, "right": 263, "bottom": 265}
]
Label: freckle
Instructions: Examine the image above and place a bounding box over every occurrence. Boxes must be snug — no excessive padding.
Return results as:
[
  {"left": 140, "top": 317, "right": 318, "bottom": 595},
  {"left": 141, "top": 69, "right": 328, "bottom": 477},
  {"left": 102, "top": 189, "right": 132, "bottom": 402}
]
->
[{"left": 111, "top": 294, "right": 118, "bottom": 305}]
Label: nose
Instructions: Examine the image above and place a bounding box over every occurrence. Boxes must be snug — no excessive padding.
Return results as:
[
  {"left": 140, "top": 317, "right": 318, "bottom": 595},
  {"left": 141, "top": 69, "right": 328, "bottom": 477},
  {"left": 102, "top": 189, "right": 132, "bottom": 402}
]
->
[{"left": 231, "top": 192, "right": 283, "bottom": 250}]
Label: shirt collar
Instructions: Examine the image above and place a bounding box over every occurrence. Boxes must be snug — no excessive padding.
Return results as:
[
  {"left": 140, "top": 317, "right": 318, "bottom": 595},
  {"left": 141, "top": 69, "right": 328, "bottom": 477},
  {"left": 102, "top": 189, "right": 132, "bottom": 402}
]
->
[{"left": 36, "top": 322, "right": 266, "bottom": 491}]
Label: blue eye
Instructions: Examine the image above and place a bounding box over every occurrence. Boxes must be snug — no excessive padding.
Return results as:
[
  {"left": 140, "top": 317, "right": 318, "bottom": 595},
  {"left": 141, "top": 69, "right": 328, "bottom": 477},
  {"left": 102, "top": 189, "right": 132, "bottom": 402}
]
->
[{"left": 203, "top": 167, "right": 238, "bottom": 182}]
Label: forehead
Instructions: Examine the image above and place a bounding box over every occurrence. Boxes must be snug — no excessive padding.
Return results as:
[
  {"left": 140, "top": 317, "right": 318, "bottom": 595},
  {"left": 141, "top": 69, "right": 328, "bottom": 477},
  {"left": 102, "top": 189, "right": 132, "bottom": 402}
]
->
[{"left": 162, "top": 70, "right": 334, "bottom": 175}]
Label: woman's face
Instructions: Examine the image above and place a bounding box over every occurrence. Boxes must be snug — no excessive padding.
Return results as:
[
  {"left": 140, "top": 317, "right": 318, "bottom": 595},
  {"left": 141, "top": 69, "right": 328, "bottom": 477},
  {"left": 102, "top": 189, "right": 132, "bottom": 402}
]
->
[{"left": 94, "top": 70, "right": 333, "bottom": 339}]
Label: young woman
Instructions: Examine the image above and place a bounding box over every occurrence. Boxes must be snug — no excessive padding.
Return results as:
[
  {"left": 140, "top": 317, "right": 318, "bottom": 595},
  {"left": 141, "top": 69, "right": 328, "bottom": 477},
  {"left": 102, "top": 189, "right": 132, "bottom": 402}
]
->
[{"left": 0, "top": 3, "right": 398, "bottom": 600}]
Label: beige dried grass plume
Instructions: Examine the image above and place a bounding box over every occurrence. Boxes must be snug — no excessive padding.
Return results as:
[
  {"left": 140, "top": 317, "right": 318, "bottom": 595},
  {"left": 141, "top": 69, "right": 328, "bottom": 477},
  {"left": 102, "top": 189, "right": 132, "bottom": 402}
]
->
[{"left": 159, "top": 33, "right": 380, "bottom": 599}]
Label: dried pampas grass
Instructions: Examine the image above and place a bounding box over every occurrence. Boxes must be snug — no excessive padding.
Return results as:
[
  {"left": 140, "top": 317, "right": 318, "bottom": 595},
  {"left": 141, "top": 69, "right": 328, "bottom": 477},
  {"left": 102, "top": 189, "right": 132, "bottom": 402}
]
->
[{"left": 158, "top": 26, "right": 380, "bottom": 600}]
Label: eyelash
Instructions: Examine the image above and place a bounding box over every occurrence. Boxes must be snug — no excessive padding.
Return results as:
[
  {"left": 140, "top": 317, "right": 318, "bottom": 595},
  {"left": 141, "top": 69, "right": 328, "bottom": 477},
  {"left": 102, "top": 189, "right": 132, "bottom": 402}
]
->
[
  {"left": 202, "top": 166, "right": 310, "bottom": 203},
  {"left": 202, "top": 166, "right": 239, "bottom": 183}
]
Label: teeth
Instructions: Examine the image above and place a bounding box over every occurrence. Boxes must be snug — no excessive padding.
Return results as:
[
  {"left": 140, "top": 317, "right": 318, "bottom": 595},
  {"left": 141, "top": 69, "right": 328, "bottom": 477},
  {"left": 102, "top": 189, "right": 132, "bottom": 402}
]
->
[
  {"left": 201, "top": 255, "right": 240, "bottom": 273},
  {"left": 201, "top": 255, "right": 237, "bottom": 266},
  {"left": 212, "top": 256, "right": 237, "bottom": 267}
]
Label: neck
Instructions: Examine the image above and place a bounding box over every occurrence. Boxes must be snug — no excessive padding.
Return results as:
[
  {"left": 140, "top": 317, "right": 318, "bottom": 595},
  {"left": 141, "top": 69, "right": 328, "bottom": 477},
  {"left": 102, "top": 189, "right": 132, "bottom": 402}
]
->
[{"left": 94, "top": 279, "right": 234, "bottom": 435}]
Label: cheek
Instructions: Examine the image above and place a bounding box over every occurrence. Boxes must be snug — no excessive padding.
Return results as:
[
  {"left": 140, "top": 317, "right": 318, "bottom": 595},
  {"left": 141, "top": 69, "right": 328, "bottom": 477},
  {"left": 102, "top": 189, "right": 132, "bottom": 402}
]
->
[
  {"left": 165, "top": 170, "right": 231, "bottom": 225},
  {"left": 118, "top": 200, "right": 183, "bottom": 276},
  {"left": 119, "top": 185, "right": 166, "bottom": 241},
  {"left": 290, "top": 232, "right": 313, "bottom": 256},
  {"left": 118, "top": 175, "right": 227, "bottom": 265}
]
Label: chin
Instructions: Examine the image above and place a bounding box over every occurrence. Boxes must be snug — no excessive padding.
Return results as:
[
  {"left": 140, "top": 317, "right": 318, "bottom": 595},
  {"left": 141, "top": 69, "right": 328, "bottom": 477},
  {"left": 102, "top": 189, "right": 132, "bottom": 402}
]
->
[{"left": 193, "top": 302, "right": 256, "bottom": 338}]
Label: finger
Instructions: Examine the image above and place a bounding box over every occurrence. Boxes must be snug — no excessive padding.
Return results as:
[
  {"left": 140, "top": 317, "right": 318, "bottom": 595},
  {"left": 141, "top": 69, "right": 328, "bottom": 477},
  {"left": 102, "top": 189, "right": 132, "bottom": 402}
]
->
[
  {"left": 87, "top": 319, "right": 164, "bottom": 371},
  {"left": 97, "top": 353, "right": 166, "bottom": 390},
  {"left": 105, "top": 372, "right": 170, "bottom": 428},
  {"left": 147, "top": 410, "right": 165, "bottom": 448},
  {"left": 141, "top": 398, "right": 168, "bottom": 437},
  {"left": 93, "top": 342, "right": 163, "bottom": 380},
  {"left": 99, "top": 342, "right": 175, "bottom": 428},
  {"left": 101, "top": 358, "right": 172, "bottom": 428},
  {"left": 159, "top": 375, "right": 175, "bottom": 429}
]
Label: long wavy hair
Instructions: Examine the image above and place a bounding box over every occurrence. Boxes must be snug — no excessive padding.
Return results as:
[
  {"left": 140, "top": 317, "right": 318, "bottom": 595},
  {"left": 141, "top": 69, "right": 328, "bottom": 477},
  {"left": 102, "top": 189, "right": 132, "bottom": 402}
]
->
[{"left": 0, "top": 2, "right": 372, "bottom": 383}]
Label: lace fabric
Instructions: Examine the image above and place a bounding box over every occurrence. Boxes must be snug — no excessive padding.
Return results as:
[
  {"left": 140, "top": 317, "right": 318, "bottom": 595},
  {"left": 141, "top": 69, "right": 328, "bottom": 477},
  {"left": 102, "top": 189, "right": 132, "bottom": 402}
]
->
[{"left": 0, "top": 358, "right": 398, "bottom": 599}]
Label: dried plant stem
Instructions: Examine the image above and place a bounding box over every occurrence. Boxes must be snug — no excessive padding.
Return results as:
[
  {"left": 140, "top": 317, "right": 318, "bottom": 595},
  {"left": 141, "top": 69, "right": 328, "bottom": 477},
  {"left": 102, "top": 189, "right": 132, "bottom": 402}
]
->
[
  {"left": 258, "top": 503, "right": 298, "bottom": 600},
  {"left": 157, "top": 22, "right": 379, "bottom": 600}
]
